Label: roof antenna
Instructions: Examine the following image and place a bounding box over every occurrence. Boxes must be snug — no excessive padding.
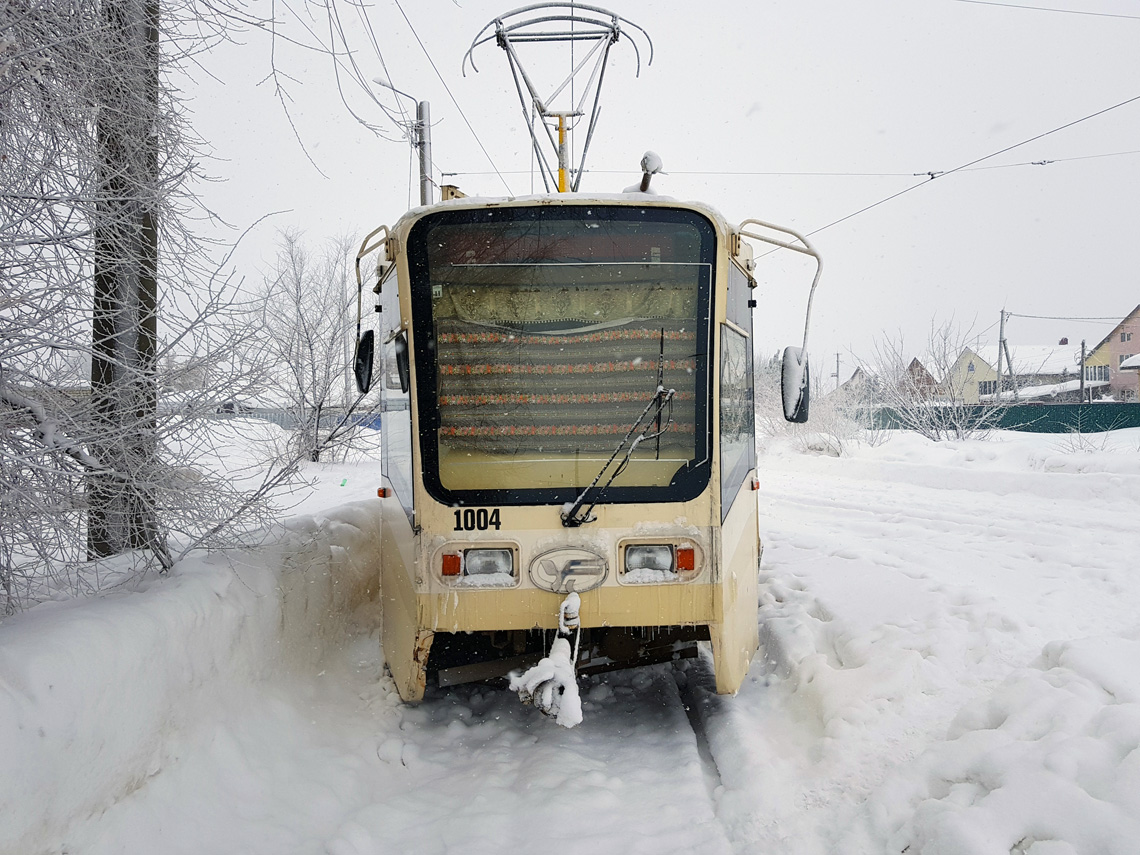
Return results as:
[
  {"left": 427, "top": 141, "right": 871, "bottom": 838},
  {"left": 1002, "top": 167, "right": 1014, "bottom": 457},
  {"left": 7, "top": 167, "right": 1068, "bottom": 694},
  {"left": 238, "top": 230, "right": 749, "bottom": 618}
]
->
[{"left": 638, "top": 150, "right": 663, "bottom": 193}]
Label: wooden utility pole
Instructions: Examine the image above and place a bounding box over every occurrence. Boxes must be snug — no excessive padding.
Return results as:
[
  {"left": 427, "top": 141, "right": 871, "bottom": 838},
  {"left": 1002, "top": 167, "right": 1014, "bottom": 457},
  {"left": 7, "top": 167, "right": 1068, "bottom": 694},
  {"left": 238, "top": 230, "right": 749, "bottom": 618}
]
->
[{"left": 88, "top": 0, "right": 169, "bottom": 568}]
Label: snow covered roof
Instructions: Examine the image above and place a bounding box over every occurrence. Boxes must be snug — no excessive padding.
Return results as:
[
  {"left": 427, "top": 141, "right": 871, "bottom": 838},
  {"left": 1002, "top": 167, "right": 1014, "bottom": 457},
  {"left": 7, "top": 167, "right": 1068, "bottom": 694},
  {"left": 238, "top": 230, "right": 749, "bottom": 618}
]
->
[
  {"left": 972, "top": 345, "right": 1081, "bottom": 376},
  {"left": 980, "top": 378, "right": 1108, "bottom": 402},
  {"left": 1120, "top": 353, "right": 1140, "bottom": 370}
]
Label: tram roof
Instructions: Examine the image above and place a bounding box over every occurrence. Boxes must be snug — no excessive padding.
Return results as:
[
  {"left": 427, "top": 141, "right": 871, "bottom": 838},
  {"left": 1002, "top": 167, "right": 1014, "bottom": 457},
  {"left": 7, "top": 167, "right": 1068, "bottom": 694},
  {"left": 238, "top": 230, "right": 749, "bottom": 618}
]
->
[{"left": 391, "top": 192, "right": 733, "bottom": 233}]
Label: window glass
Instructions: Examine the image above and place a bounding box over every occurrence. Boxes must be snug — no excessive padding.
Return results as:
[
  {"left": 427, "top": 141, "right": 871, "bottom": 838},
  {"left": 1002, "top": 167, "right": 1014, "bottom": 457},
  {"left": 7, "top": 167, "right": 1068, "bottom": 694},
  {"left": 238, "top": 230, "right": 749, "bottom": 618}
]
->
[
  {"left": 379, "top": 272, "right": 413, "bottom": 516},
  {"left": 407, "top": 206, "right": 715, "bottom": 506},
  {"left": 720, "top": 325, "right": 755, "bottom": 518}
]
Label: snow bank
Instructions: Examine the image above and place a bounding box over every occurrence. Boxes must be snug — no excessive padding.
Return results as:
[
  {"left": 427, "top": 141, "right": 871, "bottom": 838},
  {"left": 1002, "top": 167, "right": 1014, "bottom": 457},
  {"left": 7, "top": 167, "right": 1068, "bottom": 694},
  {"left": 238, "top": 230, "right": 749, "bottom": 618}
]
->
[{"left": 0, "top": 500, "right": 381, "bottom": 854}]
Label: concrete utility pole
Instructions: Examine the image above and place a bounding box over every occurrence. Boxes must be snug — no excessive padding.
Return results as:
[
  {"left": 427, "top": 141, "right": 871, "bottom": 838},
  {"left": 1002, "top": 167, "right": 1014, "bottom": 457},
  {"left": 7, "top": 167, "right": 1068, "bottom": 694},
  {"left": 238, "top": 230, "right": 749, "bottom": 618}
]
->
[
  {"left": 416, "top": 100, "right": 432, "bottom": 206},
  {"left": 996, "top": 309, "right": 1006, "bottom": 400},
  {"left": 375, "top": 78, "right": 433, "bottom": 206},
  {"left": 1080, "top": 339, "right": 1087, "bottom": 402}
]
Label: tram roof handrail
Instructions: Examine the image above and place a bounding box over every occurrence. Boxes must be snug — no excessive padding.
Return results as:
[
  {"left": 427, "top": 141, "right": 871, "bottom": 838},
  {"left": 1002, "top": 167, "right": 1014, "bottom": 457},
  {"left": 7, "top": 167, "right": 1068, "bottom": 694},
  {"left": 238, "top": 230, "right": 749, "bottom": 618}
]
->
[
  {"left": 354, "top": 225, "right": 389, "bottom": 336},
  {"left": 737, "top": 218, "right": 823, "bottom": 354}
]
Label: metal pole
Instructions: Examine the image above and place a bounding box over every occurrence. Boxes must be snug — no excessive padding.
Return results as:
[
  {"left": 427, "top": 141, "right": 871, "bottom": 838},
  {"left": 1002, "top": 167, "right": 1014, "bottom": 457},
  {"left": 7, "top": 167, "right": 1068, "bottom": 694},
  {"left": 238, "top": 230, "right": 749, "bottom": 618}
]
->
[
  {"left": 996, "top": 310, "right": 1006, "bottom": 401},
  {"left": 1080, "top": 339, "right": 1087, "bottom": 403},
  {"left": 417, "top": 101, "right": 432, "bottom": 206},
  {"left": 557, "top": 113, "right": 568, "bottom": 192}
]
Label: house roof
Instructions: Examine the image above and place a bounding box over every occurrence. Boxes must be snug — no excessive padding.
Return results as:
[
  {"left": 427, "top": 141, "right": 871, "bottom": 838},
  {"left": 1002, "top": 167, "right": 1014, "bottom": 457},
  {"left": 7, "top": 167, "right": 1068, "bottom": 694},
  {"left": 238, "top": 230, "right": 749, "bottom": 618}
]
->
[
  {"left": 971, "top": 344, "right": 1081, "bottom": 376},
  {"left": 1121, "top": 354, "right": 1140, "bottom": 371},
  {"left": 980, "top": 378, "right": 1109, "bottom": 401}
]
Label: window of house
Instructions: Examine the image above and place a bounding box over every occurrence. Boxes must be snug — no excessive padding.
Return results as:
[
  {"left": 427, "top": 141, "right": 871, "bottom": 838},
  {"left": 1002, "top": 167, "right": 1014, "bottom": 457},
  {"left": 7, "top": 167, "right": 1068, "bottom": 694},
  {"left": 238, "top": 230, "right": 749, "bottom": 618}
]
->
[
  {"left": 1120, "top": 354, "right": 1135, "bottom": 367},
  {"left": 1121, "top": 332, "right": 1133, "bottom": 343},
  {"left": 1085, "top": 365, "right": 1110, "bottom": 382},
  {"left": 978, "top": 380, "right": 997, "bottom": 396}
]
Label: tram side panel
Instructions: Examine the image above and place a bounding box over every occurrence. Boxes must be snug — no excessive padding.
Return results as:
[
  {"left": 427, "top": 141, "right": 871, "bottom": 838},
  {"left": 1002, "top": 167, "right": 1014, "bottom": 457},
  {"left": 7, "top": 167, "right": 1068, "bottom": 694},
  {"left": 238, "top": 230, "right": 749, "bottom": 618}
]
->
[
  {"left": 377, "top": 264, "right": 431, "bottom": 701},
  {"left": 709, "top": 261, "right": 763, "bottom": 693}
]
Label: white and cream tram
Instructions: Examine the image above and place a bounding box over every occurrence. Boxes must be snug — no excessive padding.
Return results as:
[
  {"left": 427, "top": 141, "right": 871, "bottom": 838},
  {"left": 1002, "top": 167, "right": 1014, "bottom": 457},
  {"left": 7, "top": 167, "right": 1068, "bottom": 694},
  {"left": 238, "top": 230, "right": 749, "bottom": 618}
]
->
[{"left": 353, "top": 194, "right": 818, "bottom": 702}]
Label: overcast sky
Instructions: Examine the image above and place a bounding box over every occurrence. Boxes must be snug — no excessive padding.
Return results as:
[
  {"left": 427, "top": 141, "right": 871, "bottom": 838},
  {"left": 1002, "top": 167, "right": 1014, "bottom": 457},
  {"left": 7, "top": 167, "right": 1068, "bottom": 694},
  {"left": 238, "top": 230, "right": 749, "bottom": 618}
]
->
[{"left": 186, "top": 0, "right": 1140, "bottom": 383}]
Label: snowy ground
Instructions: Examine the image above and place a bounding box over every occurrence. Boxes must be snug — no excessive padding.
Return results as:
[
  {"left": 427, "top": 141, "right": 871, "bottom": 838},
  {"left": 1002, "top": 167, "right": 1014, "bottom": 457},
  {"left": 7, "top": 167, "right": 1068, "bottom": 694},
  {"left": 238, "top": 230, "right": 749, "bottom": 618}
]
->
[{"left": 3, "top": 424, "right": 1140, "bottom": 854}]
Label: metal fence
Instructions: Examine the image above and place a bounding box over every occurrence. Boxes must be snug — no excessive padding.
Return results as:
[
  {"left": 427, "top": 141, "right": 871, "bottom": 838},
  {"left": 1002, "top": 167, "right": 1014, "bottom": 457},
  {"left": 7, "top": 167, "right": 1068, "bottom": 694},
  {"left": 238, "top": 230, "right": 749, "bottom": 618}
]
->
[
  {"left": 873, "top": 403, "right": 1140, "bottom": 434},
  {"left": 206, "top": 410, "right": 381, "bottom": 431}
]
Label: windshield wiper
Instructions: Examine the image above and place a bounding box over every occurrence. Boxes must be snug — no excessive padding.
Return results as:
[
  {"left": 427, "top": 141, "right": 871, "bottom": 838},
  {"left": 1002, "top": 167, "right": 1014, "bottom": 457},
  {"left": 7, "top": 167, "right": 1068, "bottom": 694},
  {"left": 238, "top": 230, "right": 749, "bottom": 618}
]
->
[{"left": 560, "top": 384, "right": 675, "bottom": 527}]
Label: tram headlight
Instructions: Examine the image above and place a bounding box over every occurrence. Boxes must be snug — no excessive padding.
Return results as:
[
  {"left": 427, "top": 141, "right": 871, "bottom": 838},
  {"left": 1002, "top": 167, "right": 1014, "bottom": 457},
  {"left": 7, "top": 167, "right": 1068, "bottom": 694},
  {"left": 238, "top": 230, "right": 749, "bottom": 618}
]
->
[
  {"left": 439, "top": 547, "right": 517, "bottom": 586},
  {"left": 621, "top": 542, "right": 701, "bottom": 583},
  {"left": 464, "top": 548, "right": 513, "bottom": 575},
  {"left": 625, "top": 545, "right": 673, "bottom": 572}
]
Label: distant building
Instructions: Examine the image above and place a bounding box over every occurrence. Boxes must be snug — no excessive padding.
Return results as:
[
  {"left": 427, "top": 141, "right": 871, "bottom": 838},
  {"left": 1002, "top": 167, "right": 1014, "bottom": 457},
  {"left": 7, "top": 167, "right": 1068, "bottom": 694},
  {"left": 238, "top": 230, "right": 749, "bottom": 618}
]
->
[
  {"left": 944, "top": 344, "right": 1094, "bottom": 404},
  {"left": 1086, "top": 304, "right": 1140, "bottom": 403},
  {"left": 1118, "top": 353, "right": 1140, "bottom": 400}
]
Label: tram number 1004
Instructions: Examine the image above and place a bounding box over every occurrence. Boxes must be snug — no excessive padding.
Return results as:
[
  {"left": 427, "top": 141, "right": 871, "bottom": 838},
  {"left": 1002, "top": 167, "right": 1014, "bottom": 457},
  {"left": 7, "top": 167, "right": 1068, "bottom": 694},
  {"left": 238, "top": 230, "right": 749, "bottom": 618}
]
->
[{"left": 453, "top": 508, "right": 503, "bottom": 532}]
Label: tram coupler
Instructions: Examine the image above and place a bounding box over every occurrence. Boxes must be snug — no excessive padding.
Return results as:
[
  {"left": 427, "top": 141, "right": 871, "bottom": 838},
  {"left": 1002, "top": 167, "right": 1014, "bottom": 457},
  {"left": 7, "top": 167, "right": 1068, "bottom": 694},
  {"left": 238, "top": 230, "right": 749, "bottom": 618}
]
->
[
  {"left": 559, "top": 591, "right": 581, "bottom": 634},
  {"left": 508, "top": 592, "right": 585, "bottom": 727}
]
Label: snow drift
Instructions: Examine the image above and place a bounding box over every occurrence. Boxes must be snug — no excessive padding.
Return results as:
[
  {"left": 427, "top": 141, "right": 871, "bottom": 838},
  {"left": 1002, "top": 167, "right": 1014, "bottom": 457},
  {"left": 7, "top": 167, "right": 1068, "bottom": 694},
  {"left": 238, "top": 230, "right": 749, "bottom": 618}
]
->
[{"left": 0, "top": 501, "right": 381, "bottom": 854}]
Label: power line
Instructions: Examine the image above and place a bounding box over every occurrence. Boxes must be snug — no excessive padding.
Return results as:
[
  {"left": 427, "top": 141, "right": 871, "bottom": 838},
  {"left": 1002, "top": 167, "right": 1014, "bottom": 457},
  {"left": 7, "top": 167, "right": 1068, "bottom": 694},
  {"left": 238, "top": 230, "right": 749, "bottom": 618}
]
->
[
  {"left": 799, "top": 91, "right": 1140, "bottom": 241},
  {"left": 1008, "top": 312, "right": 1124, "bottom": 322},
  {"left": 952, "top": 0, "right": 1140, "bottom": 21},
  {"left": 441, "top": 148, "right": 1140, "bottom": 180},
  {"left": 391, "top": 0, "right": 514, "bottom": 196}
]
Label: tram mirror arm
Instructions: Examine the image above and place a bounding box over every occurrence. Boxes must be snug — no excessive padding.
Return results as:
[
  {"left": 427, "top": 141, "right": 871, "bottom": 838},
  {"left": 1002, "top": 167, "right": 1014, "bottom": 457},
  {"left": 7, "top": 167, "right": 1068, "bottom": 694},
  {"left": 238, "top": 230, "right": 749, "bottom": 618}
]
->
[
  {"left": 736, "top": 218, "right": 822, "bottom": 425},
  {"left": 353, "top": 330, "right": 375, "bottom": 394}
]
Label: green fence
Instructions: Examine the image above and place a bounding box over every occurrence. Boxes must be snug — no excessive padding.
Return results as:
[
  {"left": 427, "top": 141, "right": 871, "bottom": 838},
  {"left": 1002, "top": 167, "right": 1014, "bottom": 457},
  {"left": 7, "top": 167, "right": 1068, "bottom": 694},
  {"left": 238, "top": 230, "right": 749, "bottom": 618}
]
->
[{"left": 873, "top": 403, "right": 1140, "bottom": 434}]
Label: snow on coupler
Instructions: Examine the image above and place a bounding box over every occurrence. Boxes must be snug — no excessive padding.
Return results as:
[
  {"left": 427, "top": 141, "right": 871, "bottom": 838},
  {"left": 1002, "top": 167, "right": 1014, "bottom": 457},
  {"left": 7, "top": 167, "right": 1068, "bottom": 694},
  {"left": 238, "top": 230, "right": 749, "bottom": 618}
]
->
[
  {"left": 510, "top": 593, "right": 583, "bottom": 728},
  {"left": 510, "top": 636, "right": 583, "bottom": 728}
]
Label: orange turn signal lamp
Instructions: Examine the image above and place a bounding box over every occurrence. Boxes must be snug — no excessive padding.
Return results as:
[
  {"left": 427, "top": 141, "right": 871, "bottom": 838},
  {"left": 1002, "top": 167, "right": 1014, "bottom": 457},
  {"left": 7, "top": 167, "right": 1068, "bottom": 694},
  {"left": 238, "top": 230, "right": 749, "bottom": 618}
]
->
[
  {"left": 441, "top": 553, "right": 462, "bottom": 577},
  {"left": 676, "top": 546, "right": 696, "bottom": 573}
]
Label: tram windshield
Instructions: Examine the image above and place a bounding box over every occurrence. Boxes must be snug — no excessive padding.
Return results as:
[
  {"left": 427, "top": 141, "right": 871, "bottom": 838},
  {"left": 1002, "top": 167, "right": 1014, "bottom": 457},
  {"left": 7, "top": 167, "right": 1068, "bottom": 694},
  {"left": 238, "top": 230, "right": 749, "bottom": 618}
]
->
[{"left": 407, "top": 205, "right": 715, "bottom": 506}]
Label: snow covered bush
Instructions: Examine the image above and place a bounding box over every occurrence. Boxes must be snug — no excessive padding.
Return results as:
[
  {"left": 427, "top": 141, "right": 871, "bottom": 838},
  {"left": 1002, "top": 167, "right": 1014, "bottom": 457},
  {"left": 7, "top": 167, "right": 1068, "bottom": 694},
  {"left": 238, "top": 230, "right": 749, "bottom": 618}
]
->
[{"left": 755, "top": 353, "right": 862, "bottom": 456}]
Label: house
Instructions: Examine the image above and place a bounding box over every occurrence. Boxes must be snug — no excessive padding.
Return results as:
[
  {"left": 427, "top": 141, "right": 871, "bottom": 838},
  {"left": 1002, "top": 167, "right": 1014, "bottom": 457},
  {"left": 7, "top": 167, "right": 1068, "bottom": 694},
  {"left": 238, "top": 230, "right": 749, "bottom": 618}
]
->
[
  {"left": 906, "top": 358, "right": 938, "bottom": 399},
  {"left": 836, "top": 360, "right": 936, "bottom": 404},
  {"left": 1118, "top": 353, "right": 1140, "bottom": 400},
  {"left": 944, "top": 344, "right": 1092, "bottom": 404},
  {"left": 836, "top": 366, "right": 874, "bottom": 399},
  {"left": 1086, "top": 304, "right": 1140, "bottom": 403},
  {"left": 944, "top": 347, "right": 994, "bottom": 404}
]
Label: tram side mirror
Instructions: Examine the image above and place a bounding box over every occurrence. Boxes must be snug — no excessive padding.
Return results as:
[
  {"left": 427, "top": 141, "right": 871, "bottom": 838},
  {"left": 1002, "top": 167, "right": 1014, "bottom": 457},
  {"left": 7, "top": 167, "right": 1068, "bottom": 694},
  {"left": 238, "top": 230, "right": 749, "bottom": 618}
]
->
[
  {"left": 354, "top": 330, "right": 375, "bottom": 394},
  {"left": 781, "top": 346, "right": 810, "bottom": 423},
  {"left": 394, "top": 332, "right": 410, "bottom": 394}
]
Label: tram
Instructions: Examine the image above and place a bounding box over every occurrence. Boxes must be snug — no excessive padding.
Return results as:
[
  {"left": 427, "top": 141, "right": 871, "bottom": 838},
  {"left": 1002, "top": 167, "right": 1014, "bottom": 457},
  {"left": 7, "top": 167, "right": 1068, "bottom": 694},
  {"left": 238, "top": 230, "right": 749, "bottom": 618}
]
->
[
  {"left": 350, "top": 5, "right": 819, "bottom": 706},
  {"left": 353, "top": 194, "right": 817, "bottom": 702}
]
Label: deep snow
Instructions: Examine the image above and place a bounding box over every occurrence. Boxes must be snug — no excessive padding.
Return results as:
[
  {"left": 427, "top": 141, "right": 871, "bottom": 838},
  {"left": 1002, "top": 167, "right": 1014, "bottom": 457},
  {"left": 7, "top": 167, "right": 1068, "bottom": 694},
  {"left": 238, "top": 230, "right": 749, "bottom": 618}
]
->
[{"left": 3, "top": 423, "right": 1140, "bottom": 854}]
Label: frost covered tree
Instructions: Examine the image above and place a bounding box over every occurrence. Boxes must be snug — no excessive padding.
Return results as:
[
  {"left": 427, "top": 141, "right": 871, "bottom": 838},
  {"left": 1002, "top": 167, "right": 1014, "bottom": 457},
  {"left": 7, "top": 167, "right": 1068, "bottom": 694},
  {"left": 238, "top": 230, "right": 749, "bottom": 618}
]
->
[
  {"left": 1, "top": 0, "right": 401, "bottom": 611},
  {"left": 0, "top": 1, "right": 302, "bottom": 609},
  {"left": 866, "top": 320, "right": 1003, "bottom": 442},
  {"left": 257, "top": 230, "right": 361, "bottom": 463},
  {"left": 2, "top": 0, "right": 176, "bottom": 604}
]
